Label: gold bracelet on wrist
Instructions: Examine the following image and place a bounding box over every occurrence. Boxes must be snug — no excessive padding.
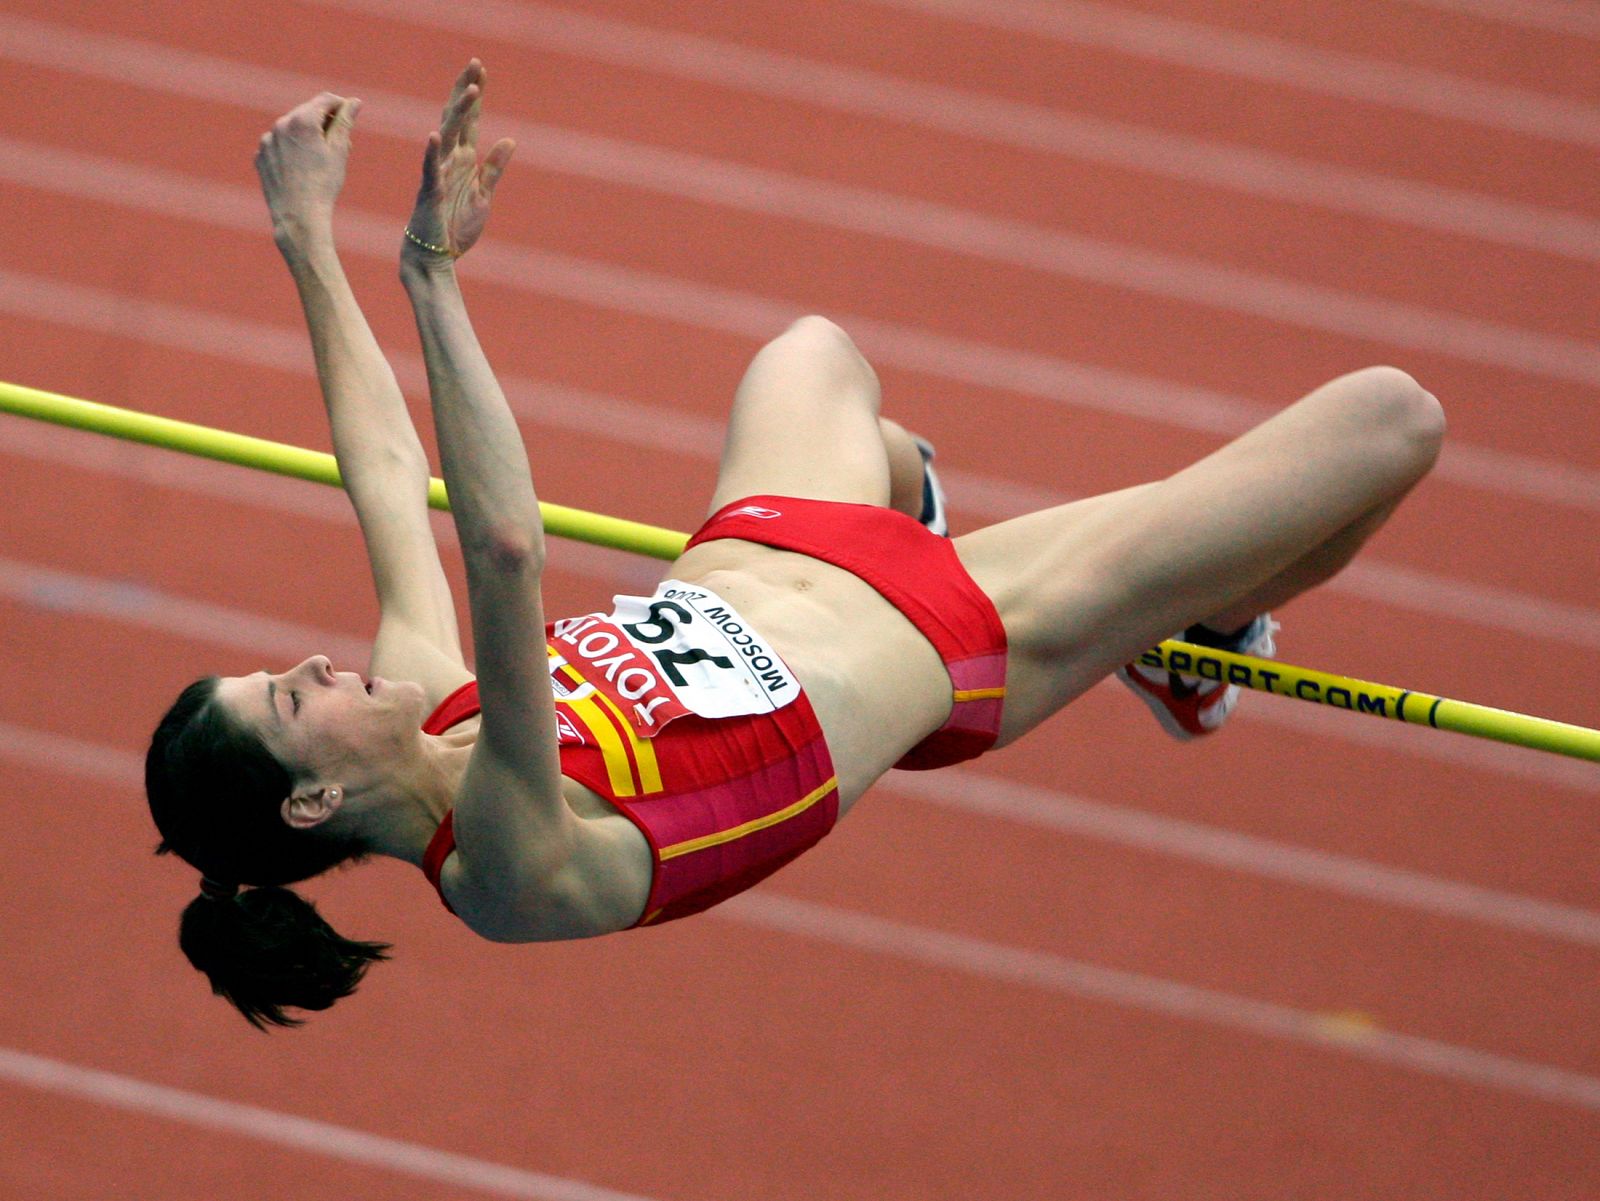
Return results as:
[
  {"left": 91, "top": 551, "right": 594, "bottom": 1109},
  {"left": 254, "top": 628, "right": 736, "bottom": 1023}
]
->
[{"left": 402, "top": 226, "right": 452, "bottom": 256}]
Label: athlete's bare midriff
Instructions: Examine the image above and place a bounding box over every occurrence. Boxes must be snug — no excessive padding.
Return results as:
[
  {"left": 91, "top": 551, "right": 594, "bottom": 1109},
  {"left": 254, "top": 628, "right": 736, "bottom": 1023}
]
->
[{"left": 668, "top": 539, "right": 952, "bottom": 807}]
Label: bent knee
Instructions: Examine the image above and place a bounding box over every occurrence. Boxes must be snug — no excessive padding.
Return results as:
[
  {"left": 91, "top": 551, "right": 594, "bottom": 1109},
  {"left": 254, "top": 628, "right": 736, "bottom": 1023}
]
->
[
  {"left": 755, "top": 314, "right": 879, "bottom": 401},
  {"left": 781, "top": 313, "right": 857, "bottom": 352},
  {"left": 1344, "top": 365, "right": 1446, "bottom": 475}
]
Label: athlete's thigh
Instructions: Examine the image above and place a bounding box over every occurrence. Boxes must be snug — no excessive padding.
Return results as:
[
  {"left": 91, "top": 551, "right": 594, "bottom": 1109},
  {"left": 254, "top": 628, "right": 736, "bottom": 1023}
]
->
[
  {"left": 954, "top": 487, "right": 1153, "bottom": 743},
  {"left": 707, "top": 316, "right": 893, "bottom": 514}
]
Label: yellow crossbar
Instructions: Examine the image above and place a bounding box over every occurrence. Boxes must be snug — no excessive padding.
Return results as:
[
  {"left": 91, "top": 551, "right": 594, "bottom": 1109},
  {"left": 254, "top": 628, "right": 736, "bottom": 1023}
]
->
[
  {"left": 0, "top": 380, "right": 688, "bottom": 561},
  {"left": 4, "top": 379, "right": 1596, "bottom": 764},
  {"left": 1136, "top": 643, "right": 1600, "bottom": 764}
]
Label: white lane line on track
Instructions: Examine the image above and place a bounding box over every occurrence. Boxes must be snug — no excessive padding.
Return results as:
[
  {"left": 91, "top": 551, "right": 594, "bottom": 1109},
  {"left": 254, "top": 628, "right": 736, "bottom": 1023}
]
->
[
  {"left": 4, "top": 557, "right": 1597, "bottom": 943},
  {"left": 862, "top": 0, "right": 1600, "bottom": 148},
  {"left": 1339, "top": 559, "right": 1600, "bottom": 650},
  {"left": 7, "top": 261, "right": 1600, "bottom": 658},
  {"left": 2, "top": 129, "right": 1595, "bottom": 516},
  {"left": 1435, "top": 443, "right": 1600, "bottom": 513},
  {"left": 726, "top": 894, "right": 1600, "bottom": 1115},
  {"left": 892, "top": 769, "right": 1600, "bottom": 948},
  {"left": 9, "top": 727, "right": 1600, "bottom": 1116},
  {"left": 0, "top": 556, "right": 372, "bottom": 668},
  {"left": 6, "top": 410, "right": 1593, "bottom": 799},
  {"left": 9, "top": 20, "right": 1600, "bottom": 385},
  {"left": 299, "top": 0, "right": 1600, "bottom": 264},
  {"left": 1400, "top": 0, "right": 1600, "bottom": 40},
  {"left": 0, "top": 720, "right": 144, "bottom": 788},
  {"left": 0, "top": 1047, "right": 665, "bottom": 1201}
]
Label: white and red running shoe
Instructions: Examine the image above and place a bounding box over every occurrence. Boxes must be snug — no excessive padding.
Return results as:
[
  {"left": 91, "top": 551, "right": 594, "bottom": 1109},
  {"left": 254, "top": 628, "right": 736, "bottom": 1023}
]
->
[{"left": 1115, "top": 614, "right": 1279, "bottom": 740}]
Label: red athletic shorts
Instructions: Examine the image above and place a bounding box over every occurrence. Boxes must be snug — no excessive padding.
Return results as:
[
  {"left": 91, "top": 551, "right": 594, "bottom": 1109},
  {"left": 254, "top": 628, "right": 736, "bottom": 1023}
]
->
[{"left": 685, "top": 495, "right": 1008, "bottom": 770}]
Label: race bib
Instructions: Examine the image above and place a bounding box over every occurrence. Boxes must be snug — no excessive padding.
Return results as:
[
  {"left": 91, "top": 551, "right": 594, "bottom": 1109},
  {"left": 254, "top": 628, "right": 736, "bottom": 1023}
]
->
[{"left": 548, "top": 580, "right": 801, "bottom": 737}]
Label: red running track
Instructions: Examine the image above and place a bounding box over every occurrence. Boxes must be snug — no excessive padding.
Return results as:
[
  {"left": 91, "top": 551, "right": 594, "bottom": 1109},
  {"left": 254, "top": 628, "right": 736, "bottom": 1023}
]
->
[{"left": 0, "top": 1, "right": 1597, "bottom": 1197}]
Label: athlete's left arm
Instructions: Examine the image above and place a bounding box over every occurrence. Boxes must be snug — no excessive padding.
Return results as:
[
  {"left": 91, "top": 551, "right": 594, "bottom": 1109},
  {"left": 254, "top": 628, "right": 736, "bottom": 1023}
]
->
[{"left": 399, "top": 63, "right": 641, "bottom": 926}]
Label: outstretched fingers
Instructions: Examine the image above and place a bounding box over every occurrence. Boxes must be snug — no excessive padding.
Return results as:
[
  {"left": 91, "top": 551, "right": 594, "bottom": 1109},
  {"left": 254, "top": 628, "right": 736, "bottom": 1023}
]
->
[
  {"left": 439, "top": 59, "right": 484, "bottom": 154},
  {"left": 407, "top": 61, "right": 507, "bottom": 260},
  {"left": 442, "top": 83, "right": 481, "bottom": 156},
  {"left": 441, "top": 58, "right": 483, "bottom": 115},
  {"left": 461, "top": 62, "right": 486, "bottom": 147}
]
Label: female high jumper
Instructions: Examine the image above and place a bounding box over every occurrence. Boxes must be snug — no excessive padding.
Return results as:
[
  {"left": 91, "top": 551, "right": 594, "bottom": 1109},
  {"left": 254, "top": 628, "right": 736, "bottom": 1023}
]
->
[{"left": 146, "top": 63, "right": 1444, "bottom": 1029}]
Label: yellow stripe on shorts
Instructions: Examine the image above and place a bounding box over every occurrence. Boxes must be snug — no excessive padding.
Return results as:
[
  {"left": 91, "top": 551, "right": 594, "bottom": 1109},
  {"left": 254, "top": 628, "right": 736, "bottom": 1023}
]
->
[
  {"left": 657, "top": 776, "right": 838, "bottom": 861},
  {"left": 952, "top": 687, "right": 1006, "bottom": 701}
]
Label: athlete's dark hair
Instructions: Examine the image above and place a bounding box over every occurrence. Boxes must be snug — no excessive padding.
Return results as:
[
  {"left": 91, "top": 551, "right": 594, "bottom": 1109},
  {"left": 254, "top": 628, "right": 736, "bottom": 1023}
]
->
[{"left": 145, "top": 676, "right": 390, "bottom": 1030}]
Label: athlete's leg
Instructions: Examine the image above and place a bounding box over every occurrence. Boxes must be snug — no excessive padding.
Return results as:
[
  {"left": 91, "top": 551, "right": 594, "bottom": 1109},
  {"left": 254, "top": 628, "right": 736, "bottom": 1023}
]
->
[
  {"left": 705, "top": 316, "right": 892, "bottom": 512},
  {"left": 1112, "top": 481, "right": 1413, "bottom": 739},
  {"left": 879, "top": 417, "right": 927, "bottom": 519},
  {"left": 1194, "top": 490, "right": 1411, "bottom": 636},
  {"left": 1076, "top": 478, "right": 1412, "bottom": 637},
  {"left": 954, "top": 366, "right": 1445, "bottom": 743}
]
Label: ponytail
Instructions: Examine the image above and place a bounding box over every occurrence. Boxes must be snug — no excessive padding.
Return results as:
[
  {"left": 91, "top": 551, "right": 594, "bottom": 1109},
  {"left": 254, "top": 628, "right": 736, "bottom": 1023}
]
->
[
  {"left": 178, "top": 884, "right": 390, "bottom": 1031},
  {"left": 148, "top": 676, "right": 389, "bottom": 1030}
]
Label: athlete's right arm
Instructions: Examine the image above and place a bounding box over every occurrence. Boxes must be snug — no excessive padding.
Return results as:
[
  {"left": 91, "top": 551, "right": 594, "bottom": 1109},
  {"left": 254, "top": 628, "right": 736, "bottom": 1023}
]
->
[{"left": 256, "top": 92, "right": 468, "bottom": 703}]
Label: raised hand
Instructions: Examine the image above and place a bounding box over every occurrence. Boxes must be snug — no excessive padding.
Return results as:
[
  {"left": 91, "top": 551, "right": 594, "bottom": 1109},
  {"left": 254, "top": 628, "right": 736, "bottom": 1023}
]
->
[
  {"left": 255, "top": 92, "right": 362, "bottom": 251},
  {"left": 404, "top": 60, "right": 516, "bottom": 264}
]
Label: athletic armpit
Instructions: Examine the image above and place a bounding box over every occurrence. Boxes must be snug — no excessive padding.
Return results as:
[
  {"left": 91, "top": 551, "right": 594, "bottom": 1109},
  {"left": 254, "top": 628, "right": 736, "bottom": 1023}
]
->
[{"left": 369, "top": 615, "right": 473, "bottom": 712}]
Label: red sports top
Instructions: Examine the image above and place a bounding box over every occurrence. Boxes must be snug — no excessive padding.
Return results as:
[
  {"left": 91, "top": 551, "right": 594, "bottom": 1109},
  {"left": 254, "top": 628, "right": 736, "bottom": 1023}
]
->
[{"left": 420, "top": 671, "right": 838, "bottom": 928}]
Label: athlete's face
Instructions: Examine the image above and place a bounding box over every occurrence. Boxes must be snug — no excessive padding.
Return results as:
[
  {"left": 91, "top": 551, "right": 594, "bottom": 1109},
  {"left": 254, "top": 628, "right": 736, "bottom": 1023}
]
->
[{"left": 213, "top": 655, "right": 429, "bottom": 786}]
